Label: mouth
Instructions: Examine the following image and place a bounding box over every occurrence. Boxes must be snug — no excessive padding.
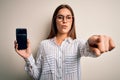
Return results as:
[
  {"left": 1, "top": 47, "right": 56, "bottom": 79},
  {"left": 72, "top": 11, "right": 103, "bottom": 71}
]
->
[{"left": 62, "top": 25, "right": 67, "bottom": 29}]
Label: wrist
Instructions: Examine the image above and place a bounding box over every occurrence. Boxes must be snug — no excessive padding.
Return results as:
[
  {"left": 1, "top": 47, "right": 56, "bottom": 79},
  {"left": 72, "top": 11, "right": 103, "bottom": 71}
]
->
[
  {"left": 23, "top": 53, "right": 31, "bottom": 59},
  {"left": 24, "top": 54, "right": 35, "bottom": 65}
]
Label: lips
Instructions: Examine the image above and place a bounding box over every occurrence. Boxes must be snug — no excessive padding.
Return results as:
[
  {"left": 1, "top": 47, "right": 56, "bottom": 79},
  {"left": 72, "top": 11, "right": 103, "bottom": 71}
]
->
[{"left": 62, "top": 25, "right": 67, "bottom": 29}]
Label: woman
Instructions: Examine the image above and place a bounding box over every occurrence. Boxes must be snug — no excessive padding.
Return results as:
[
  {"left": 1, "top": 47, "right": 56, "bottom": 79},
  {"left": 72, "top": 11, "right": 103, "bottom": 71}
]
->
[{"left": 14, "top": 4, "right": 115, "bottom": 80}]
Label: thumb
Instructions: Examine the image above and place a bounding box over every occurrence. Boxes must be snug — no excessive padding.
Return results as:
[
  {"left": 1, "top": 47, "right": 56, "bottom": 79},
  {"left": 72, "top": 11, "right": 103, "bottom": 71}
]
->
[
  {"left": 90, "top": 47, "right": 101, "bottom": 57},
  {"left": 14, "top": 40, "right": 18, "bottom": 52}
]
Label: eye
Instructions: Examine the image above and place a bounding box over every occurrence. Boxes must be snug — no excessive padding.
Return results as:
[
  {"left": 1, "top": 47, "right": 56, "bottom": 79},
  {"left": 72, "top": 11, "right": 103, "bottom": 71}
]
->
[
  {"left": 57, "top": 15, "right": 63, "bottom": 19},
  {"left": 67, "top": 16, "right": 72, "bottom": 19}
]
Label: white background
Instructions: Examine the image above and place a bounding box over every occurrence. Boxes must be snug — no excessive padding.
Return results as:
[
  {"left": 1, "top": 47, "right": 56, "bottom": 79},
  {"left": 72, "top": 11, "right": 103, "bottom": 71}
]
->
[{"left": 0, "top": 0, "right": 120, "bottom": 80}]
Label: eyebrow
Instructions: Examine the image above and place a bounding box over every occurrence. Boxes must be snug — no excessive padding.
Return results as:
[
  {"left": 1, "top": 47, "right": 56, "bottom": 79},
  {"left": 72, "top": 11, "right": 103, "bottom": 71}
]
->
[{"left": 57, "top": 14, "right": 72, "bottom": 16}]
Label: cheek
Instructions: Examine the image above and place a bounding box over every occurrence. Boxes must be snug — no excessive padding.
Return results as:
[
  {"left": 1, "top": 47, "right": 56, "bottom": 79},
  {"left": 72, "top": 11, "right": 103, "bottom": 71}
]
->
[
  {"left": 56, "top": 22, "right": 61, "bottom": 29},
  {"left": 68, "top": 23, "right": 72, "bottom": 30},
  {"left": 69, "top": 23, "right": 72, "bottom": 28}
]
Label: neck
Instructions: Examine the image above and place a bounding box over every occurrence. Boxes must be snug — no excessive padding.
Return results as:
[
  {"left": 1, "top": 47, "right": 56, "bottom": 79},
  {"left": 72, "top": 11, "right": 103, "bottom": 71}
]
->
[
  {"left": 56, "top": 33, "right": 68, "bottom": 40},
  {"left": 55, "top": 33, "right": 68, "bottom": 45}
]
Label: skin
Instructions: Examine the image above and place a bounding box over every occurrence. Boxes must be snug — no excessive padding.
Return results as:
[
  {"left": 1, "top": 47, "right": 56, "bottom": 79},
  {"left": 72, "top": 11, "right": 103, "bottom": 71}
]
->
[
  {"left": 55, "top": 8, "right": 73, "bottom": 45},
  {"left": 88, "top": 35, "right": 115, "bottom": 56},
  {"left": 14, "top": 8, "right": 115, "bottom": 59}
]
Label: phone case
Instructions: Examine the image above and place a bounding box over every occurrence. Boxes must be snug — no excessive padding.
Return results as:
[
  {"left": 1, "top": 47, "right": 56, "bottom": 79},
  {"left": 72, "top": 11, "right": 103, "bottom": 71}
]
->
[{"left": 16, "top": 28, "right": 27, "bottom": 50}]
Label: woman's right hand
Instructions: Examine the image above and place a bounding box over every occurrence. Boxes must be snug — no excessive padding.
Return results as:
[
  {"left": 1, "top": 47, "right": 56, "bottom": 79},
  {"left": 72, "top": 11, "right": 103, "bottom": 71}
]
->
[{"left": 14, "top": 39, "right": 31, "bottom": 59}]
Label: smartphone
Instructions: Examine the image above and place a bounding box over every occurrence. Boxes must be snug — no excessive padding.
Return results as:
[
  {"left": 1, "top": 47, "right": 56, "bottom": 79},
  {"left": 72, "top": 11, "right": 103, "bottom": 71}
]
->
[{"left": 16, "top": 28, "right": 27, "bottom": 50}]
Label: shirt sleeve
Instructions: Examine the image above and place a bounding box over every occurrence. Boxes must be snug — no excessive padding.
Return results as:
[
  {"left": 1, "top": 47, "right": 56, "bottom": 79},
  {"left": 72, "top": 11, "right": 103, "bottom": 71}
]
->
[
  {"left": 24, "top": 43, "right": 44, "bottom": 80},
  {"left": 78, "top": 39, "right": 96, "bottom": 57}
]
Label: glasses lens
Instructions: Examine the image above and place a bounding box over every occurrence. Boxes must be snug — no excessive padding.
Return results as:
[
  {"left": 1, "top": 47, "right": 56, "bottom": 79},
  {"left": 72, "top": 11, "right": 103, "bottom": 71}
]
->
[{"left": 57, "top": 15, "right": 72, "bottom": 22}]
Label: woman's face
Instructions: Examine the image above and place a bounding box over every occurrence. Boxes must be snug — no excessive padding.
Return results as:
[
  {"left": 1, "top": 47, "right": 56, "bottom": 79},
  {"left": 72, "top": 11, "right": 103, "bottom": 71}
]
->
[{"left": 56, "top": 8, "right": 73, "bottom": 35}]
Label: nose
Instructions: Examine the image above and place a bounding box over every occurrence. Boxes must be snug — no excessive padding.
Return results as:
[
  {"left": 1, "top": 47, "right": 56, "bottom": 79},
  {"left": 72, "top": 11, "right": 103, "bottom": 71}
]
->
[{"left": 63, "top": 17, "right": 67, "bottom": 23}]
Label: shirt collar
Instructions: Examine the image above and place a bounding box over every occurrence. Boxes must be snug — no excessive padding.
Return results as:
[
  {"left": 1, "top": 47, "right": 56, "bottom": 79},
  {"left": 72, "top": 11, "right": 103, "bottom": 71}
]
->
[
  {"left": 65, "top": 37, "right": 73, "bottom": 43},
  {"left": 50, "top": 36, "right": 73, "bottom": 44}
]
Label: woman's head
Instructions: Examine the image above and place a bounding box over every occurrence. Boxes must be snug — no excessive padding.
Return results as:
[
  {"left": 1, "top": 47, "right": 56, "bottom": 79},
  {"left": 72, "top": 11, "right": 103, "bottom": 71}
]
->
[{"left": 47, "top": 4, "right": 76, "bottom": 39}]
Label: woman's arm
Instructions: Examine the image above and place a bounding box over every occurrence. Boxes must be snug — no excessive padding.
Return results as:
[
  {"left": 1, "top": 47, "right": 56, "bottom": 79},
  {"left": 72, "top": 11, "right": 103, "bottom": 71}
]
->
[
  {"left": 88, "top": 35, "right": 115, "bottom": 56},
  {"left": 14, "top": 39, "right": 42, "bottom": 80},
  {"left": 78, "top": 35, "right": 115, "bottom": 57},
  {"left": 25, "top": 54, "right": 41, "bottom": 80}
]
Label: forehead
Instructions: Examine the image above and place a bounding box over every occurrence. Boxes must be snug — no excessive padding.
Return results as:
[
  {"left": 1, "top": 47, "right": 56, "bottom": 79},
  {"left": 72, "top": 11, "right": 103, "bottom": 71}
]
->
[{"left": 57, "top": 8, "right": 72, "bottom": 15}]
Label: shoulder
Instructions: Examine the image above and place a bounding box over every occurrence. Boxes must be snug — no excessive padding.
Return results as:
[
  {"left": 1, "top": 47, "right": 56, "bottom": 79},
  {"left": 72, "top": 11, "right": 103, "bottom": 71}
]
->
[
  {"left": 39, "top": 39, "right": 51, "bottom": 46},
  {"left": 37, "top": 39, "right": 51, "bottom": 50}
]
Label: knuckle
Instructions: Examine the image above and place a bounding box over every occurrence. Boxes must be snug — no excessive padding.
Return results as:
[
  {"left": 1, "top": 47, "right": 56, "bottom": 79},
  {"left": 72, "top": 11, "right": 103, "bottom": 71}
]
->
[
  {"left": 100, "top": 49, "right": 106, "bottom": 53},
  {"left": 105, "top": 49, "right": 108, "bottom": 52}
]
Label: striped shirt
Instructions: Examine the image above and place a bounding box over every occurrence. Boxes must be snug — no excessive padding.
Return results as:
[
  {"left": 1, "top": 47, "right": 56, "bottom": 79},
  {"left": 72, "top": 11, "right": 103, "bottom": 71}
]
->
[{"left": 25, "top": 37, "right": 95, "bottom": 80}]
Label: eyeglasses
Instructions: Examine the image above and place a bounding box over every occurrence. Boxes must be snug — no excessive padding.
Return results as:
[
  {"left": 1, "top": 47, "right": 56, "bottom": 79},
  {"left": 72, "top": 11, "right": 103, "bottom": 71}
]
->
[{"left": 56, "top": 15, "right": 73, "bottom": 22}]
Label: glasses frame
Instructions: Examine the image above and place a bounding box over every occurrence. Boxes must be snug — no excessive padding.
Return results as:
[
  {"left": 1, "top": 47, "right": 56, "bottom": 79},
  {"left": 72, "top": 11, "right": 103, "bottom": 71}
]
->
[{"left": 56, "top": 15, "right": 73, "bottom": 22}]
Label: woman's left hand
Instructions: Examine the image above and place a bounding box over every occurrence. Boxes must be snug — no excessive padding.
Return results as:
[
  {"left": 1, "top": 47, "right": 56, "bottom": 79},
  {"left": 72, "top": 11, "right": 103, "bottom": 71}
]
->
[{"left": 88, "top": 35, "right": 115, "bottom": 56}]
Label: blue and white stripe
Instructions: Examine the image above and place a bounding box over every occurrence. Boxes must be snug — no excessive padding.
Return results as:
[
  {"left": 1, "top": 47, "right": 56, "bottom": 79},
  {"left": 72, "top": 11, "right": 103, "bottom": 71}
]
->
[{"left": 25, "top": 37, "right": 95, "bottom": 80}]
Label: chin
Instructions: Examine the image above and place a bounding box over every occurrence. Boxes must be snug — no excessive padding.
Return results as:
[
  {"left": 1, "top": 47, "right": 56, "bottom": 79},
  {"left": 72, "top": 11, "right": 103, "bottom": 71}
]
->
[
  {"left": 62, "top": 30, "right": 70, "bottom": 33},
  {"left": 58, "top": 29, "right": 70, "bottom": 34}
]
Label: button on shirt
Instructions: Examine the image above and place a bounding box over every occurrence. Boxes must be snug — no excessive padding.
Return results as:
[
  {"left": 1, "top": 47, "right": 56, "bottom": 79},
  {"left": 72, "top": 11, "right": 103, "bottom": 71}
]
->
[{"left": 25, "top": 37, "right": 95, "bottom": 80}]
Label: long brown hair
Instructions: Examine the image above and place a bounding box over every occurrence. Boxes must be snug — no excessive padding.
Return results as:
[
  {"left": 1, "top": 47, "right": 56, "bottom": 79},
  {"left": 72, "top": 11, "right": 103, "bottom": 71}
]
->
[{"left": 47, "top": 4, "right": 76, "bottom": 39}]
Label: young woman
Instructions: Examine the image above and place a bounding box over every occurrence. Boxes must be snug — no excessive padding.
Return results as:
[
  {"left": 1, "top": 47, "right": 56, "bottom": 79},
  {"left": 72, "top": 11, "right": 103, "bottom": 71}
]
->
[{"left": 14, "top": 4, "right": 115, "bottom": 80}]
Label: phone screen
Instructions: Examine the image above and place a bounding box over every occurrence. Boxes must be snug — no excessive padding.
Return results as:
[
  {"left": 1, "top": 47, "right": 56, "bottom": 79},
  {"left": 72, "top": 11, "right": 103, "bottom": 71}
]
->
[{"left": 16, "top": 28, "right": 27, "bottom": 50}]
